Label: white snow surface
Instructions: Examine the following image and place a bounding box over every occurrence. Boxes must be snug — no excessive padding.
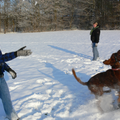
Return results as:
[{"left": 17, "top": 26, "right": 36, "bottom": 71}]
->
[{"left": 0, "top": 30, "right": 120, "bottom": 120}]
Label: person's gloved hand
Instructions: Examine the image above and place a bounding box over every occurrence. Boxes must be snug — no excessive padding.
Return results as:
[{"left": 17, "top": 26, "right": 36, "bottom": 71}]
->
[
  {"left": 17, "top": 46, "right": 32, "bottom": 56},
  {"left": 95, "top": 43, "right": 98, "bottom": 47},
  {"left": 8, "top": 68, "right": 17, "bottom": 79}
]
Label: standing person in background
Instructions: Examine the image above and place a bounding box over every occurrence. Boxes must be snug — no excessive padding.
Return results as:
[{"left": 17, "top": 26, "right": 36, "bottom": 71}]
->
[{"left": 90, "top": 22, "right": 100, "bottom": 60}]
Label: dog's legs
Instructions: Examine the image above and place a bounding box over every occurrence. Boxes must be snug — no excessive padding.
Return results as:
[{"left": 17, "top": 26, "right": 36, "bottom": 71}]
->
[
  {"left": 117, "top": 92, "right": 120, "bottom": 108},
  {"left": 95, "top": 88, "right": 104, "bottom": 113},
  {"left": 89, "top": 85, "right": 104, "bottom": 113},
  {"left": 96, "top": 96, "right": 104, "bottom": 114}
]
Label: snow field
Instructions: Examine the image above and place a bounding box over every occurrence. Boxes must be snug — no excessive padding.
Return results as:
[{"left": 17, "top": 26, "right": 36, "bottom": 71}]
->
[{"left": 0, "top": 30, "right": 120, "bottom": 120}]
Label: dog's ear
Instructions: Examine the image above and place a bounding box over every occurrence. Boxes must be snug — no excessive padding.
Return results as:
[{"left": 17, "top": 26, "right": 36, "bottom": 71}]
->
[
  {"left": 103, "top": 59, "right": 111, "bottom": 65},
  {"left": 117, "top": 50, "right": 120, "bottom": 54}
]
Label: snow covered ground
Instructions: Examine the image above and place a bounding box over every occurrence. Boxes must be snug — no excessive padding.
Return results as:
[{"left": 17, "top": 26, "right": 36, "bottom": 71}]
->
[{"left": 0, "top": 30, "right": 120, "bottom": 120}]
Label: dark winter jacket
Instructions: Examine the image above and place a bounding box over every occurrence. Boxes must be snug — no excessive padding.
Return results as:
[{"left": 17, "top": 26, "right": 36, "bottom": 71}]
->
[
  {"left": 0, "top": 50, "right": 17, "bottom": 75},
  {"left": 0, "top": 62, "right": 11, "bottom": 75},
  {"left": 90, "top": 26, "right": 100, "bottom": 43}
]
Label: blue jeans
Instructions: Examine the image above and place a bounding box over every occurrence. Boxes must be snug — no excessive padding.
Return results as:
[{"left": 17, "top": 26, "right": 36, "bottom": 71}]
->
[
  {"left": 0, "top": 77, "right": 18, "bottom": 120},
  {"left": 92, "top": 43, "right": 99, "bottom": 60}
]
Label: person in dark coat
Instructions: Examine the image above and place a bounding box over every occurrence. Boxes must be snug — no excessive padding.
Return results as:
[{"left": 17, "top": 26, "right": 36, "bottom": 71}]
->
[
  {"left": 0, "top": 49, "right": 17, "bottom": 79},
  {"left": 0, "top": 46, "right": 32, "bottom": 120},
  {"left": 90, "top": 22, "right": 100, "bottom": 60}
]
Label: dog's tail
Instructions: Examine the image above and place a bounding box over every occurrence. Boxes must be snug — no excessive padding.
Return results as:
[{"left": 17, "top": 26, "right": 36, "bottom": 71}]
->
[{"left": 72, "top": 69, "right": 88, "bottom": 86}]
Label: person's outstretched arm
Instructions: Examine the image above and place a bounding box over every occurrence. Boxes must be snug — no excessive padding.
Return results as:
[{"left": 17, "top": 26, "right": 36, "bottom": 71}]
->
[{"left": 0, "top": 46, "right": 32, "bottom": 63}]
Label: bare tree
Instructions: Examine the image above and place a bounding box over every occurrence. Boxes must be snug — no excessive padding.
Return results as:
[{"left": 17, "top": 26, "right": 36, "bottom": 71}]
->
[
  {"left": 0, "top": 0, "right": 11, "bottom": 33},
  {"left": 0, "top": 0, "right": 120, "bottom": 33}
]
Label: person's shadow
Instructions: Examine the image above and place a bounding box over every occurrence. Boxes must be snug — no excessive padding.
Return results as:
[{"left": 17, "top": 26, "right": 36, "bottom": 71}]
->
[
  {"left": 48, "top": 45, "right": 92, "bottom": 59},
  {"left": 38, "top": 62, "right": 93, "bottom": 114},
  {"left": 19, "top": 62, "right": 93, "bottom": 120}
]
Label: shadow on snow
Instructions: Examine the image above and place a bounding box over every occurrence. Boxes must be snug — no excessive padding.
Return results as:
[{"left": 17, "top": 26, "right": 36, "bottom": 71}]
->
[
  {"left": 38, "top": 62, "right": 94, "bottom": 119},
  {"left": 48, "top": 45, "right": 92, "bottom": 60}
]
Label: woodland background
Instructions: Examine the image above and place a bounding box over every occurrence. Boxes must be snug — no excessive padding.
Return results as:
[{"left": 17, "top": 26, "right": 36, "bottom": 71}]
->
[{"left": 0, "top": 0, "right": 120, "bottom": 33}]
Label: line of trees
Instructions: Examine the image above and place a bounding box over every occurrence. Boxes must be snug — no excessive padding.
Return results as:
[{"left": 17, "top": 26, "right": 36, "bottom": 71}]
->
[{"left": 0, "top": 0, "right": 120, "bottom": 33}]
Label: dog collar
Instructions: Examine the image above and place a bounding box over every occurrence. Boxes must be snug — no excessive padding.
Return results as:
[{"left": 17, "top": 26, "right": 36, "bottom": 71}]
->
[{"left": 112, "top": 68, "right": 120, "bottom": 71}]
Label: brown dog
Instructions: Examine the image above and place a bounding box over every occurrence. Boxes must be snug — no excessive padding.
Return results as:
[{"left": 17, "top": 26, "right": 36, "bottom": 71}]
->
[{"left": 72, "top": 50, "right": 120, "bottom": 112}]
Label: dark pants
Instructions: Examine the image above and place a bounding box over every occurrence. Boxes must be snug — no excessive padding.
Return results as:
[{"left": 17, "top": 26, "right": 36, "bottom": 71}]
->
[{"left": 92, "top": 43, "right": 99, "bottom": 60}]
